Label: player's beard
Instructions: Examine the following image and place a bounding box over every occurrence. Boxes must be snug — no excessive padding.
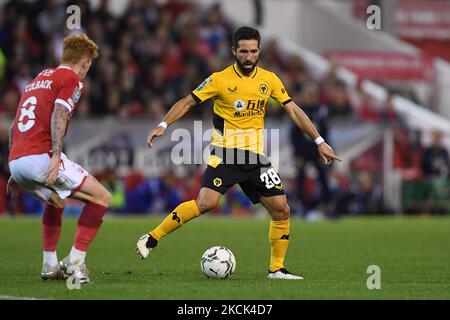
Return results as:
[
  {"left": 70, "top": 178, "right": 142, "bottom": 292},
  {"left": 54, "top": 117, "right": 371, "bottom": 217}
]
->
[{"left": 236, "top": 58, "right": 258, "bottom": 76}]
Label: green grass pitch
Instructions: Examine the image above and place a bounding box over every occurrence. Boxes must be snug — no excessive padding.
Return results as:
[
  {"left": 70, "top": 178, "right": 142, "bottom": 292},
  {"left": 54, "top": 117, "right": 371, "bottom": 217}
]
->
[{"left": 0, "top": 215, "right": 449, "bottom": 300}]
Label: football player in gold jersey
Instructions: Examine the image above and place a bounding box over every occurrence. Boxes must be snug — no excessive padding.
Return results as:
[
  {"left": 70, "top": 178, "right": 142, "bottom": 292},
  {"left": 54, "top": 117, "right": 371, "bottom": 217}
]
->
[{"left": 136, "top": 27, "right": 341, "bottom": 279}]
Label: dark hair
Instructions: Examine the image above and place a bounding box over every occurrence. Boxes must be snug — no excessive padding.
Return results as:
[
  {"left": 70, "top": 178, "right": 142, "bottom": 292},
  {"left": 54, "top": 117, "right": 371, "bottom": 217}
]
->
[{"left": 232, "top": 26, "right": 261, "bottom": 48}]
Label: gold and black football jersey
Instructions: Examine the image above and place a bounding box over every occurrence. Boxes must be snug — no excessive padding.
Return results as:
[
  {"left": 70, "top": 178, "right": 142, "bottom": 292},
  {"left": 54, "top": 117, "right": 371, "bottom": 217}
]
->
[{"left": 191, "top": 64, "right": 291, "bottom": 155}]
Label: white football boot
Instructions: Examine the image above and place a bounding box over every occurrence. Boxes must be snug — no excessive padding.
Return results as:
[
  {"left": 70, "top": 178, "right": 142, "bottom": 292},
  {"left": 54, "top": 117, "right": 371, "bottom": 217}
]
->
[
  {"left": 267, "top": 268, "right": 304, "bottom": 280},
  {"left": 136, "top": 234, "right": 158, "bottom": 260},
  {"left": 59, "top": 256, "right": 90, "bottom": 284},
  {"left": 41, "top": 263, "right": 66, "bottom": 280}
]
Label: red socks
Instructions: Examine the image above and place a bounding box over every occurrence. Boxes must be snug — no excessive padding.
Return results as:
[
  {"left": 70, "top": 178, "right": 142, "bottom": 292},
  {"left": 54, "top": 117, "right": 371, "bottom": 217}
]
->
[
  {"left": 42, "top": 204, "right": 64, "bottom": 251},
  {"left": 42, "top": 202, "right": 107, "bottom": 253},
  {"left": 74, "top": 202, "right": 107, "bottom": 251}
]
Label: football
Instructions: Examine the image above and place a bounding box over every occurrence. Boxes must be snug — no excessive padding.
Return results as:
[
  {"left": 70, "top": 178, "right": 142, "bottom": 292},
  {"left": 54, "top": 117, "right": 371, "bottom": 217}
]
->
[{"left": 200, "top": 246, "right": 236, "bottom": 279}]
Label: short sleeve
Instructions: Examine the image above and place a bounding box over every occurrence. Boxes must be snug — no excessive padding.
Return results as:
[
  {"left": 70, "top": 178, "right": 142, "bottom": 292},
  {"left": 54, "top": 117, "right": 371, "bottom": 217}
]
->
[
  {"left": 270, "top": 73, "right": 291, "bottom": 106},
  {"left": 55, "top": 75, "right": 83, "bottom": 113},
  {"left": 191, "top": 73, "right": 219, "bottom": 103}
]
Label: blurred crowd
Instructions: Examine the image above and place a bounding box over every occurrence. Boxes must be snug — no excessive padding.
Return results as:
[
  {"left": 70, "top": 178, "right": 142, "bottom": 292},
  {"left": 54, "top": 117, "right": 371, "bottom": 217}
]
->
[
  {"left": 0, "top": 0, "right": 449, "bottom": 216},
  {"left": 0, "top": 0, "right": 403, "bottom": 121}
]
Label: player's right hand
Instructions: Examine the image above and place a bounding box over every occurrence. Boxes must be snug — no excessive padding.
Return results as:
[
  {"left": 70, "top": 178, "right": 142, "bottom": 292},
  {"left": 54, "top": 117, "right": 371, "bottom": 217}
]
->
[
  {"left": 6, "top": 176, "right": 20, "bottom": 198},
  {"left": 45, "top": 155, "right": 61, "bottom": 186},
  {"left": 147, "top": 126, "right": 165, "bottom": 149}
]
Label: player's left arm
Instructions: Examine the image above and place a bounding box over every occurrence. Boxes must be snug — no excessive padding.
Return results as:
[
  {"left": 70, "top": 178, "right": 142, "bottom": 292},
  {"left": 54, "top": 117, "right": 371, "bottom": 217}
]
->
[
  {"left": 45, "top": 103, "right": 70, "bottom": 186},
  {"left": 284, "top": 101, "right": 342, "bottom": 165},
  {"left": 45, "top": 74, "right": 80, "bottom": 186},
  {"left": 270, "top": 72, "right": 341, "bottom": 165}
]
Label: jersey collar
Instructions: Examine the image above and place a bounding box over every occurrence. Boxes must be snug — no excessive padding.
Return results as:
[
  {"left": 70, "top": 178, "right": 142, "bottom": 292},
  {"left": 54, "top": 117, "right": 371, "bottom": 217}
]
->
[
  {"left": 233, "top": 63, "right": 258, "bottom": 79},
  {"left": 57, "top": 65, "right": 73, "bottom": 70},
  {"left": 57, "top": 65, "right": 81, "bottom": 80}
]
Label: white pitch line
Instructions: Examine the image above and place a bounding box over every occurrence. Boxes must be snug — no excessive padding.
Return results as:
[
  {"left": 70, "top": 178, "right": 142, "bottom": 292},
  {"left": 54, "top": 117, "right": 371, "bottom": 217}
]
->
[{"left": 0, "top": 294, "right": 47, "bottom": 300}]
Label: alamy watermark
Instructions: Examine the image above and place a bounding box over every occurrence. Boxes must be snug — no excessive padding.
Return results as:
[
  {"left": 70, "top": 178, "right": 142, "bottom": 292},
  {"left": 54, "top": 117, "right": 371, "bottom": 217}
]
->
[
  {"left": 366, "top": 265, "right": 381, "bottom": 290},
  {"left": 66, "top": 265, "right": 81, "bottom": 290},
  {"left": 169, "top": 121, "right": 280, "bottom": 166},
  {"left": 366, "top": 5, "right": 381, "bottom": 30},
  {"left": 66, "top": 5, "right": 81, "bottom": 30}
]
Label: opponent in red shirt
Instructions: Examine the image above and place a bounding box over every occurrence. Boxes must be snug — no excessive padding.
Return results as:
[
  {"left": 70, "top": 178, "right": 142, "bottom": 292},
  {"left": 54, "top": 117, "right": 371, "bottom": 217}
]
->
[
  {"left": 7, "top": 34, "right": 111, "bottom": 285},
  {"left": 9, "top": 65, "right": 83, "bottom": 161}
]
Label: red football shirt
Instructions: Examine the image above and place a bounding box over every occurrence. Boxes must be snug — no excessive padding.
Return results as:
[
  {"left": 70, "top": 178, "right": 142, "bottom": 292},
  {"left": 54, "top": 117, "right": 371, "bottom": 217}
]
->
[{"left": 9, "top": 66, "right": 84, "bottom": 161}]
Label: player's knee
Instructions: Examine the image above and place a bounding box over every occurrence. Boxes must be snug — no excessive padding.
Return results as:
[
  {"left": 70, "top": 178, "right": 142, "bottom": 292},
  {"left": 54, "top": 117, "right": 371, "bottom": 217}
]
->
[
  {"left": 282, "top": 203, "right": 291, "bottom": 218},
  {"left": 196, "top": 198, "right": 219, "bottom": 214},
  {"left": 48, "top": 197, "right": 65, "bottom": 209},
  {"left": 101, "top": 190, "right": 112, "bottom": 207},
  {"left": 273, "top": 203, "right": 290, "bottom": 220},
  {"left": 55, "top": 200, "right": 65, "bottom": 209},
  {"left": 93, "top": 189, "right": 112, "bottom": 207}
]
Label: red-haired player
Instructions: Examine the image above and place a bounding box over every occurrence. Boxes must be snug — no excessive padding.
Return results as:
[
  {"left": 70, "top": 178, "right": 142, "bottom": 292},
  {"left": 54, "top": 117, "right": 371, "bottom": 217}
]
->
[{"left": 7, "top": 34, "right": 111, "bottom": 284}]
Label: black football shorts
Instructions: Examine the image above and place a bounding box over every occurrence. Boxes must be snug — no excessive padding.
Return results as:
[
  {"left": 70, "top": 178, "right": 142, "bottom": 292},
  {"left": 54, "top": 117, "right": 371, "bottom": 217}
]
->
[{"left": 201, "top": 147, "right": 285, "bottom": 204}]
